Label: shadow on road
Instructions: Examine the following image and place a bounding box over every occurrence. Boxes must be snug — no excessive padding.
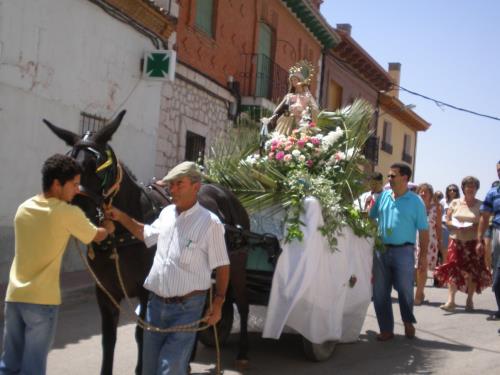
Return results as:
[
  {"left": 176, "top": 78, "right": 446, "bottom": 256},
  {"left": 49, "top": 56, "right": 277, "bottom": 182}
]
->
[
  {"left": 192, "top": 328, "right": 475, "bottom": 375},
  {"left": 51, "top": 292, "right": 138, "bottom": 350}
]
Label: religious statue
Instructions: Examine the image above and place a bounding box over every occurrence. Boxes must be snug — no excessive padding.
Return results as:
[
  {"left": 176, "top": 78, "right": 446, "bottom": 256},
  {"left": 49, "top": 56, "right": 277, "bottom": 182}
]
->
[{"left": 261, "top": 60, "right": 319, "bottom": 141}]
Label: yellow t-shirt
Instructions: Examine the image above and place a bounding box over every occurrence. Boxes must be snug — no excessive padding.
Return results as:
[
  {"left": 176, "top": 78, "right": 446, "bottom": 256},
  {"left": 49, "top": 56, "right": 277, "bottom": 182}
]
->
[{"left": 6, "top": 195, "right": 97, "bottom": 305}]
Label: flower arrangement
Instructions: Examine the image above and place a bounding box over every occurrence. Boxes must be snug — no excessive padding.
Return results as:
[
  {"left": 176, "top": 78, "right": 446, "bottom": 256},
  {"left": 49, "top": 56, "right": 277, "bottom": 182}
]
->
[{"left": 204, "top": 99, "right": 378, "bottom": 249}]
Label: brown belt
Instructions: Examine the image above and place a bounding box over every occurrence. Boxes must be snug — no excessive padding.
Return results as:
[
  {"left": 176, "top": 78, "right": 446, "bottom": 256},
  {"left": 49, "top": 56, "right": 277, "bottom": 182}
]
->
[{"left": 153, "top": 289, "right": 207, "bottom": 304}]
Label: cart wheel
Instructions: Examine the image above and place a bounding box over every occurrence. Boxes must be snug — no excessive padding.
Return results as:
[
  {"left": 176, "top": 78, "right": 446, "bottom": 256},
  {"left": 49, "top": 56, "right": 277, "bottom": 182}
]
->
[
  {"left": 198, "top": 301, "right": 234, "bottom": 347},
  {"left": 302, "top": 337, "right": 337, "bottom": 362}
]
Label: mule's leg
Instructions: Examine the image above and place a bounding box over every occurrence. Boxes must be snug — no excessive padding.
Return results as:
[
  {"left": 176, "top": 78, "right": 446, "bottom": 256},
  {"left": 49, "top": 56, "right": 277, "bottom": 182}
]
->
[
  {"left": 96, "top": 287, "right": 120, "bottom": 375},
  {"left": 135, "top": 290, "right": 149, "bottom": 375},
  {"left": 229, "top": 251, "right": 250, "bottom": 366}
]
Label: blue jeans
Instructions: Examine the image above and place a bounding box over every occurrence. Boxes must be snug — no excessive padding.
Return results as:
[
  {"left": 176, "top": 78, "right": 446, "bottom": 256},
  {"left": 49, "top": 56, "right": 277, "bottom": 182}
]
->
[
  {"left": 142, "top": 293, "right": 206, "bottom": 375},
  {"left": 0, "top": 302, "right": 59, "bottom": 375},
  {"left": 373, "top": 245, "right": 416, "bottom": 333}
]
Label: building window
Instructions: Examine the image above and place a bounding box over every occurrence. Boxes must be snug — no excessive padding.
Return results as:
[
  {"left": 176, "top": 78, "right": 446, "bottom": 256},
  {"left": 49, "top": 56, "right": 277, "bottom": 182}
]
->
[
  {"left": 381, "top": 121, "right": 393, "bottom": 154},
  {"left": 327, "top": 79, "right": 343, "bottom": 110},
  {"left": 185, "top": 131, "right": 206, "bottom": 164},
  {"left": 80, "top": 112, "right": 107, "bottom": 135},
  {"left": 195, "top": 0, "right": 214, "bottom": 37},
  {"left": 363, "top": 135, "right": 379, "bottom": 164},
  {"left": 402, "top": 134, "right": 413, "bottom": 164}
]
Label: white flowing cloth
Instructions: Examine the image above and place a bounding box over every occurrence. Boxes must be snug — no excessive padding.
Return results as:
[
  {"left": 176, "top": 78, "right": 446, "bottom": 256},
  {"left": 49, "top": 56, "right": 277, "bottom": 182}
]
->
[{"left": 262, "top": 197, "right": 374, "bottom": 344}]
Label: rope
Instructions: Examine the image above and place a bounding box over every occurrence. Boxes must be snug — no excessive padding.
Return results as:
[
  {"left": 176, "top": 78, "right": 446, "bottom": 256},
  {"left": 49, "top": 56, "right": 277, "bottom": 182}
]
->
[{"left": 74, "top": 238, "right": 223, "bottom": 374}]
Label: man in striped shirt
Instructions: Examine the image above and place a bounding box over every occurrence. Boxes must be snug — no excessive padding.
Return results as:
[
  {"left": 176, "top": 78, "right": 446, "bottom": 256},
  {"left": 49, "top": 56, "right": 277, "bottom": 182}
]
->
[{"left": 108, "top": 161, "right": 229, "bottom": 375}]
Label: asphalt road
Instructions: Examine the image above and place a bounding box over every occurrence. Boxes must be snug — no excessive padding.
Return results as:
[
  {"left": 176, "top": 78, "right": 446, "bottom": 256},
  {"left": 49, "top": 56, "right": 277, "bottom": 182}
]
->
[{"left": 1, "top": 280, "right": 500, "bottom": 374}]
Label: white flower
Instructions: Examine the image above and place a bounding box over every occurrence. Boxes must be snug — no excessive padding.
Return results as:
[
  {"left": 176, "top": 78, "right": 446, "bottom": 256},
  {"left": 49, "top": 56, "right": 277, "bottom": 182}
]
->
[
  {"left": 321, "top": 127, "right": 343, "bottom": 150},
  {"left": 298, "top": 155, "right": 306, "bottom": 162},
  {"left": 346, "top": 148, "right": 355, "bottom": 159},
  {"left": 306, "top": 142, "right": 314, "bottom": 148},
  {"left": 292, "top": 150, "right": 301, "bottom": 157}
]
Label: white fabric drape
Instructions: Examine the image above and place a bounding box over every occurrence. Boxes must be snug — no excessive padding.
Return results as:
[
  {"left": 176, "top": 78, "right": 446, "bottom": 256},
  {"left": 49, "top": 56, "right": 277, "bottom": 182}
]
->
[{"left": 262, "top": 197, "right": 373, "bottom": 344}]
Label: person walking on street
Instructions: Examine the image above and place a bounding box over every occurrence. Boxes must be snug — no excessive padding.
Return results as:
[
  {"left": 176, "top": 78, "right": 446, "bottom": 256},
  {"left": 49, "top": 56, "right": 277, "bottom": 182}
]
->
[
  {"left": 107, "top": 161, "right": 230, "bottom": 375},
  {"left": 414, "top": 183, "right": 442, "bottom": 305},
  {"left": 370, "top": 163, "right": 429, "bottom": 341},
  {"left": 0, "top": 154, "right": 112, "bottom": 375},
  {"left": 477, "top": 161, "right": 500, "bottom": 321},
  {"left": 435, "top": 176, "right": 491, "bottom": 312},
  {"left": 355, "top": 171, "right": 384, "bottom": 213}
]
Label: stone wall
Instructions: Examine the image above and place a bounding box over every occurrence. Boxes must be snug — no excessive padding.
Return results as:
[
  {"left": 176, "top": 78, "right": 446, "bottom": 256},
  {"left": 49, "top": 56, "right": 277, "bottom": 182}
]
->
[{"left": 155, "top": 63, "right": 235, "bottom": 178}]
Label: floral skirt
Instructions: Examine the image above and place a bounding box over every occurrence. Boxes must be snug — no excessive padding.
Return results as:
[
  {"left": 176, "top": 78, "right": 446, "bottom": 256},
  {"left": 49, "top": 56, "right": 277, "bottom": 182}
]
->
[{"left": 434, "top": 238, "right": 492, "bottom": 293}]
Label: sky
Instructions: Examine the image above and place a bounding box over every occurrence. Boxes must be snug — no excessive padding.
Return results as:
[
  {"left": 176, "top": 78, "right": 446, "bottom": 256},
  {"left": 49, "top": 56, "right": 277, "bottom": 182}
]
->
[{"left": 321, "top": 0, "right": 500, "bottom": 198}]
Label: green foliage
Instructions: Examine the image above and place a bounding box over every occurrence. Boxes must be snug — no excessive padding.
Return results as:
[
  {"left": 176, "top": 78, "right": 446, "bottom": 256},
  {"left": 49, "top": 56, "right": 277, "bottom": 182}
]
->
[{"left": 205, "top": 99, "right": 379, "bottom": 250}]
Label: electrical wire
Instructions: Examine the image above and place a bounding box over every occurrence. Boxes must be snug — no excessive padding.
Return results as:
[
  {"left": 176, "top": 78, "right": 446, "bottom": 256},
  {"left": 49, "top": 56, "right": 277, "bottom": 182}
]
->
[{"left": 395, "top": 84, "right": 500, "bottom": 122}]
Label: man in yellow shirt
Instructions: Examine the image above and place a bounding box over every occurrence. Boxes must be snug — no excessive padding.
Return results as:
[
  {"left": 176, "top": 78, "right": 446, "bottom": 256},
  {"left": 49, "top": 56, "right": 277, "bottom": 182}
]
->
[{"left": 0, "top": 154, "right": 113, "bottom": 375}]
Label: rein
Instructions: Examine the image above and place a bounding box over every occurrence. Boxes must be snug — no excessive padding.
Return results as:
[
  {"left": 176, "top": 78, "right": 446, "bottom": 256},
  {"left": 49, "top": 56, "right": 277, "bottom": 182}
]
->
[
  {"left": 74, "top": 239, "right": 222, "bottom": 374},
  {"left": 72, "top": 143, "right": 223, "bottom": 373}
]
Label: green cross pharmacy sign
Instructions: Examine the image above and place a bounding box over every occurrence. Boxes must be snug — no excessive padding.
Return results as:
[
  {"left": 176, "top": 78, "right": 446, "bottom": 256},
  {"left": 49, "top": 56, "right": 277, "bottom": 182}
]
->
[{"left": 143, "top": 50, "right": 176, "bottom": 81}]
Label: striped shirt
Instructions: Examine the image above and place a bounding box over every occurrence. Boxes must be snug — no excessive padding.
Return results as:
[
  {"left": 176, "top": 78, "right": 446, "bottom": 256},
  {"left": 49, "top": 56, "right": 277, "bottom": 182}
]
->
[{"left": 143, "top": 201, "right": 229, "bottom": 297}]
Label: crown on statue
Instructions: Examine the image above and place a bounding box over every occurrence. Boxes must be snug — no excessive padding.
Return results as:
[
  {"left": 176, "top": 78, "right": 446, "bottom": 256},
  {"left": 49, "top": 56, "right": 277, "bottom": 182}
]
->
[{"left": 288, "top": 60, "right": 315, "bottom": 85}]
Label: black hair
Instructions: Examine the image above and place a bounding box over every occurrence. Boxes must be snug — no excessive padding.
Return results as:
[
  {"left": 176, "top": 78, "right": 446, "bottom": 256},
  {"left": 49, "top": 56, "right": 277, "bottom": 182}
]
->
[
  {"left": 370, "top": 172, "right": 384, "bottom": 181},
  {"left": 42, "top": 154, "right": 82, "bottom": 192},
  {"left": 390, "top": 162, "right": 412, "bottom": 180},
  {"left": 445, "top": 184, "right": 460, "bottom": 203}
]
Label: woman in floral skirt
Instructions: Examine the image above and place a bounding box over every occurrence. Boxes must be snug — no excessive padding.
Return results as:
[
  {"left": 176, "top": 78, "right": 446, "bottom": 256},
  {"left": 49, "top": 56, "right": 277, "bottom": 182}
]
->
[
  {"left": 415, "top": 183, "right": 442, "bottom": 305},
  {"left": 435, "top": 176, "right": 492, "bottom": 311}
]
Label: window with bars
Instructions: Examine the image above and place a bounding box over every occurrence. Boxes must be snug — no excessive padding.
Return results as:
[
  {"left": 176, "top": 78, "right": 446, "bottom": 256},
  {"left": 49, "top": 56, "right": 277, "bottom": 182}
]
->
[
  {"left": 185, "top": 131, "right": 206, "bottom": 164},
  {"left": 402, "top": 134, "right": 413, "bottom": 164},
  {"left": 80, "top": 112, "right": 108, "bottom": 135},
  {"left": 363, "top": 135, "right": 379, "bottom": 164},
  {"left": 195, "top": 0, "right": 214, "bottom": 37},
  {"left": 381, "top": 121, "right": 393, "bottom": 154}
]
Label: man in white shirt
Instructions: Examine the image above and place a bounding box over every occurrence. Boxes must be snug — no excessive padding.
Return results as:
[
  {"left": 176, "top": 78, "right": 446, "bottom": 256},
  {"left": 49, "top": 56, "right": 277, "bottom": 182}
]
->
[
  {"left": 355, "top": 172, "right": 384, "bottom": 212},
  {"left": 108, "top": 161, "right": 229, "bottom": 375}
]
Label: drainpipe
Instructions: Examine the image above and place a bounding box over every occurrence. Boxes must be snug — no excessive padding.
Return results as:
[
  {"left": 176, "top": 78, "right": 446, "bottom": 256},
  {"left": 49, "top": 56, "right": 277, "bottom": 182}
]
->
[{"left": 319, "top": 49, "right": 326, "bottom": 108}]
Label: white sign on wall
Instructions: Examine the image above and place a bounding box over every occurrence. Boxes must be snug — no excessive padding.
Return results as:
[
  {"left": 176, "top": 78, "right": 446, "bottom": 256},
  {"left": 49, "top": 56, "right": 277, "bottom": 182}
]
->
[{"left": 143, "top": 50, "right": 176, "bottom": 81}]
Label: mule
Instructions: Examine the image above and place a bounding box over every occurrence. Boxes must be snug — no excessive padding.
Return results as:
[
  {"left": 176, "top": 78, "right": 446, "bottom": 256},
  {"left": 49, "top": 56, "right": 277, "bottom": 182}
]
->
[{"left": 44, "top": 110, "right": 255, "bottom": 374}]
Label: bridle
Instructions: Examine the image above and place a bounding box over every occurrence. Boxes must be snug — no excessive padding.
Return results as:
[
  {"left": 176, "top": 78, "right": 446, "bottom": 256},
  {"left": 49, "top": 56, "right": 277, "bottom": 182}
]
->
[{"left": 70, "top": 134, "right": 122, "bottom": 210}]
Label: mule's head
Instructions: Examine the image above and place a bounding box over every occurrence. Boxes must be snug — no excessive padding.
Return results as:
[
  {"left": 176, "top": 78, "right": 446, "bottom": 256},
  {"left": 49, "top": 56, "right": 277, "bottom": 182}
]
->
[{"left": 43, "top": 110, "right": 126, "bottom": 222}]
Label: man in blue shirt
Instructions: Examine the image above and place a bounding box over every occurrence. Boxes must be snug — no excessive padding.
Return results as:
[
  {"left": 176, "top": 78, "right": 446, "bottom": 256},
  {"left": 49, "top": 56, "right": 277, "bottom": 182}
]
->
[
  {"left": 477, "top": 160, "right": 500, "bottom": 324},
  {"left": 370, "top": 163, "right": 429, "bottom": 341}
]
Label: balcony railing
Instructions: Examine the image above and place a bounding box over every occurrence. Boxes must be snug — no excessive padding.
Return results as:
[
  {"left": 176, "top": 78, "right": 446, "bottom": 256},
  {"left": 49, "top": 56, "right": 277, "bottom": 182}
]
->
[
  {"left": 381, "top": 140, "right": 393, "bottom": 154},
  {"left": 240, "top": 53, "right": 289, "bottom": 103}
]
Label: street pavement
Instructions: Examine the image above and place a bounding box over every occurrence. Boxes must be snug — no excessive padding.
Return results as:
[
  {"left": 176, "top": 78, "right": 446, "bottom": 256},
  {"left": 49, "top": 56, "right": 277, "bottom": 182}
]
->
[{"left": 1, "top": 278, "right": 500, "bottom": 374}]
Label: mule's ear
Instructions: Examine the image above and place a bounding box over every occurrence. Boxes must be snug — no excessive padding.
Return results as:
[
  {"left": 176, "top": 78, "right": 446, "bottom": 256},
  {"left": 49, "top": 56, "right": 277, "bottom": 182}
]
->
[
  {"left": 93, "top": 110, "right": 126, "bottom": 145},
  {"left": 43, "top": 119, "right": 80, "bottom": 146}
]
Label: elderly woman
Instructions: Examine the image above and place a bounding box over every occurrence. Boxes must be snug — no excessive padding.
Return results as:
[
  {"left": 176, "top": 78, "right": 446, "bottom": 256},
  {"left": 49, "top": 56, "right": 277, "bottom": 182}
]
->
[
  {"left": 435, "top": 176, "right": 492, "bottom": 311},
  {"left": 414, "top": 183, "right": 442, "bottom": 305}
]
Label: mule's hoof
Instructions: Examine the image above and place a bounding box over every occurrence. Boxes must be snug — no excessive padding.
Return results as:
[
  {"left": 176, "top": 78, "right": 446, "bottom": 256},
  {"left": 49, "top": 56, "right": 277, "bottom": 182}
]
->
[{"left": 235, "top": 359, "right": 249, "bottom": 371}]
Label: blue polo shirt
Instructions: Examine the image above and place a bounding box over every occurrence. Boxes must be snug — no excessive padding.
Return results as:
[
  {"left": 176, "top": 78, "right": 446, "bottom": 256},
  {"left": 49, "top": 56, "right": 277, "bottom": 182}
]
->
[
  {"left": 480, "top": 184, "right": 500, "bottom": 228},
  {"left": 370, "top": 189, "right": 429, "bottom": 245}
]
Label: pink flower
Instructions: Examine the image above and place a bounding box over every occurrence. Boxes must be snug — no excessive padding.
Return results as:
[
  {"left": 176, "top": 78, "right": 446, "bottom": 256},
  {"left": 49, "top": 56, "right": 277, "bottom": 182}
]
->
[
  {"left": 297, "top": 140, "right": 305, "bottom": 148},
  {"left": 285, "top": 144, "right": 293, "bottom": 151},
  {"left": 271, "top": 145, "right": 277, "bottom": 152},
  {"left": 268, "top": 152, "right": 274, "bottom": 160},
  {"left": 283, "top": 154, "right": 293, "bottom": 162},
  {"left": 309, "top": 122, "right": 316, "bottom": 128},
  {"left": 275, "top": 151, "right": 285, "bottom": 160},
  {"left": 306, "top": 159, "right": 314, "bottom": 168},
  {"left": 311, "top": 137, "right": 320, "bottom": 145}
]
